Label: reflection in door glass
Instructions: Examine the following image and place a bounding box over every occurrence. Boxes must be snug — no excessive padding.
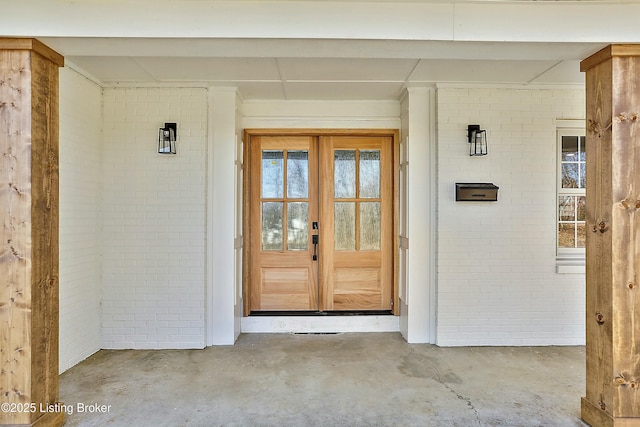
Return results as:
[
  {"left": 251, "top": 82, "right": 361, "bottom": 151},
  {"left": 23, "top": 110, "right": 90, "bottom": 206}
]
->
[
  {"left": 262, "top": 202, "right": 283, "bottom": 251},
  {"left": 359, "top": 150, "right": 380, "bottom": 198},
  {"left": 262, "top": 151, "right": 284, "bottom": 198},
  {"left": 334, "top": 202, "right": 356, "bottom": 251},
  {"left": 360, "top": 202, "right": 381, "bottom": 250},
  {"left": 287, "top": 151, "right": 309, "bottom": 198},
  {"left": 287, "top": 202, "right": 309, "bottom": 250},
  {"left": 334, "top": 150, "right": 356, "bottom": 198}
]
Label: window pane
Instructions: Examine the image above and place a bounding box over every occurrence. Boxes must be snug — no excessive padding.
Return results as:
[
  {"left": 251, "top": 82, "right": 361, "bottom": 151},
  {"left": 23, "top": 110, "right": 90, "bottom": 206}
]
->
[
  {"left": 360, "top": 150, "right": 380, "bottom": 198},
  {"left": 558, "top": 196, "right": 575, "bottom": 221},
  {"left": 287, "top": 202, "right": 308, "bottom": 250},
  {"left": 262, "top": 202, "right": 283, "bottom": 251},
  {"left": 577, "top": 223, "right": 586, "bottom": 248},
  {"left": 334, "top": 202, "right": 355, "bottom": 251},
  {"left": 561, "top": 163, "right": 579, "bottom": 188},
  {"left": 287, "top": 151, "right": 309, "bottom": 198},
  {"left": 360, "top": 202, "right": 381, "bottom": 250},
  {"left": 262, "top": 151, "right": 283, "bottom": 198},
  {"left": 562, "top": 136, "right": 579, "bottom": 160},
  {"left": 558, "top": 223, "right": 576, "bottom": 248},
  {"left": 577, "top": 196, "right": 586, "bottom": 221},
  {"left": 558, "top": 132, "right": 586, "bottom": 253},
  {"left": 335, "top": 150, "right": 356, "bottom": 199}
]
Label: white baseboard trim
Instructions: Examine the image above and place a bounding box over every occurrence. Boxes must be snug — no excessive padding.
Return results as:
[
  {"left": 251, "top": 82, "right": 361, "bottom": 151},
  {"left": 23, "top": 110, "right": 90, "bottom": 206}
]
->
[{"left": 241, "top": 315, "right": 400, "bottom": 333}]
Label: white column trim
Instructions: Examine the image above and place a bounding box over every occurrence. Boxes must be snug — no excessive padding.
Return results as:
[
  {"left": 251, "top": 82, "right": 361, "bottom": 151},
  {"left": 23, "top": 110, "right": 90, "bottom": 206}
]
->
[
  {"left": 207, "top": 86, "right": 240, "bottom": 345},
  {"left": 404, "top": 86, "right": 437, "bottom": 344}
]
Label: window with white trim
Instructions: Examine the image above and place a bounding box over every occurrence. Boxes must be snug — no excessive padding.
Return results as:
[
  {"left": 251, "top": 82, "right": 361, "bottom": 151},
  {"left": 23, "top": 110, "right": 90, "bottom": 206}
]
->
[{"left": 557, "top": 128, "right": 586, "bottom": 261}]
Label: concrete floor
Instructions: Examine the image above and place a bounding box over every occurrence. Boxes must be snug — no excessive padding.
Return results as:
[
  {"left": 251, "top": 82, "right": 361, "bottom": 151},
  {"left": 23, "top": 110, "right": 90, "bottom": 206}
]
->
[{"left": 59, "top": 333, "right": 587, "bottom": 427}]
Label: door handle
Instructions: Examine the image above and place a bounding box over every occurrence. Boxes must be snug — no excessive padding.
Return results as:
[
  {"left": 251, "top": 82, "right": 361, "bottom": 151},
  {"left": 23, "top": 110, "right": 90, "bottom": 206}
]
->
[{"left": 312, "top": 234, "right": 319, "bottom": 261}]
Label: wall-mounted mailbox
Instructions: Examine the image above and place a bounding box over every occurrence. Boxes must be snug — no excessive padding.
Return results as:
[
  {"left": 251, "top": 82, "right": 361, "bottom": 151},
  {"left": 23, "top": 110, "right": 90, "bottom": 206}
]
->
[{"left": 455, "top": 183, "right": 499, "bottom": 202}]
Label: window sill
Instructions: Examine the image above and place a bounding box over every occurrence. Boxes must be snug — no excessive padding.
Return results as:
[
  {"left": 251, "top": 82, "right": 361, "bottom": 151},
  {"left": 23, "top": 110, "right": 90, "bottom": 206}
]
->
[{"left": 556, "top": 257, "right": 585, "bottom": 274}]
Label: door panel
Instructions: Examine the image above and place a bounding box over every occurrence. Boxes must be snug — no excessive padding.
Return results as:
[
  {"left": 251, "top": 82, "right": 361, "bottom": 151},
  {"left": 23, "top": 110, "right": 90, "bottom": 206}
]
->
[
  {"left": 250, "top": 136, "right": 318, "bottom": 311},
  {"left": 247, "top": 131, "right": 395, "bottom": 313},
  {"left": 320, "top": 136, "right": 393, "bottom": 311},
  {"left": 259, "top": 266, "right": 313, "bottom": 310}
]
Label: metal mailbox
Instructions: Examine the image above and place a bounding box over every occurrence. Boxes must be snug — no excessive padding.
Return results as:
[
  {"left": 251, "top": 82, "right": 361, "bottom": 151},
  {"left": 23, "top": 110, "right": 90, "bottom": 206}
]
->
[{"left": 455, "top": 183, "right": 499, "bottom": 202}]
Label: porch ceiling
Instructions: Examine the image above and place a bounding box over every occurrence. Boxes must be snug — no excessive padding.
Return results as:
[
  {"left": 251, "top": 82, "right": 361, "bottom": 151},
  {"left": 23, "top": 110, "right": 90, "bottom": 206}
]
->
[{"left": 41, "top": 37, "right": 604, "bottom": 100}]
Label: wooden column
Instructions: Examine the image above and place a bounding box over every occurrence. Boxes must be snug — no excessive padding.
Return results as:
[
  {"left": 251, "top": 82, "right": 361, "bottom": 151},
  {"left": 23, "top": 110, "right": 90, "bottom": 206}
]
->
[
  {"left": 0, "top": 39, "right": 64, "bottom": 427},
  {"left": 581, "top": 44, "right": 640, "bottom": 427}
]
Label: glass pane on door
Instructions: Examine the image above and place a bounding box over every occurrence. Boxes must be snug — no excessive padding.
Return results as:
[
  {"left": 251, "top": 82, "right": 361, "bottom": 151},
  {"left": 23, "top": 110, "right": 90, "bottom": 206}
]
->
[
  {"left": 334, "top": 150, "right": 356, "bottom": 198},
  {"left": 287, "top": 151, "right": 309, "bottom": 198},
  {"left": 287, "top": 202, "right": 309, "bottom": 250},
  {"left": 360, "top": 202, "right": 381, "bottom": 250},
  {"left": 262, "top": 151, "right": 284, "bottom": 198},
  {"left": 334, "top": 202, "right": 356, "bottom": 251},
  {"left": 359, "top": 150, "right": 380, "bottom": 198},
  {"left": 262, "top": 202, "right": 283, "bottom": 250}
]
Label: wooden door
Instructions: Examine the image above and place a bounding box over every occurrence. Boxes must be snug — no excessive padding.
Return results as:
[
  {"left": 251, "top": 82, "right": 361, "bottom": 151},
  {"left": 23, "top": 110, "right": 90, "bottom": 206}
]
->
[
  {"left": 246, "top": 131, "right": 396, "bottom": 313},
  {"left": 249, "top": 136, "right": 319, "bottom": 311},
  {"left": 320, "top": 136, "right": 393, "bottom": 311}
]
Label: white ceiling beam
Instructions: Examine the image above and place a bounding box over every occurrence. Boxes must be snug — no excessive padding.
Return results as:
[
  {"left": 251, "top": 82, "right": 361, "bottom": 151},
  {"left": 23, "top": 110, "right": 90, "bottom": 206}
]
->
[
  {"left": 2, "top": 1, "right": 453, "bottom": 40},
  {"left": 3, "top": 1, "right": 640, "bottom": 44},
  {"left": 38, "top": 38, "right": 604, "bottom": 62},
  {"left": 454, "top": 2, "right": 640, "bottom": 42}
]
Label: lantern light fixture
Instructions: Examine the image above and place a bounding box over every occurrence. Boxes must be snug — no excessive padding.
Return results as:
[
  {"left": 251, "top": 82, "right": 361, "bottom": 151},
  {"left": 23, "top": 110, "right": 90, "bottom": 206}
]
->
[
  {"left": 158, "top": 122, "right": 177, "bottom": 154},
  {"left": 467, "top": 124, "right": 488, "bottom": 156}
]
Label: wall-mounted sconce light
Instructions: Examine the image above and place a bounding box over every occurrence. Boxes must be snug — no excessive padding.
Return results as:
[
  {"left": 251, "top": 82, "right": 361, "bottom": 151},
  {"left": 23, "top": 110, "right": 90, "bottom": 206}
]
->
[
  {"left": 158, "top": 122, "right": 177, "bottom": 154},
  {"left": 467, "top": 124, "right": 487, "bottom": 156}
]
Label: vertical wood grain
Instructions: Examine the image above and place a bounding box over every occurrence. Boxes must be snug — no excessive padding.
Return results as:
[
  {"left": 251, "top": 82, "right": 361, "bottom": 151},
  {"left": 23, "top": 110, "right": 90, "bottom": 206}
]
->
[
  {"left": 585, "top": 52, "right": 615, "bottom": 421},
  {"left": 610, "top": 56, "right": 640, "bottom": 418},
  {"left": 319, "top": 136, "right": 335, "bottom": 310},
  {"left": 0, "top": 39, "right": 62, "bottom": 427},
  {"left": 392, "top": 130, "right": 399, "bottom": 315},
  {"left": 242, "top": 130, "right": 252, "bottom": 316},
  {"left": 0, "top": 48, "right": 34, "bottom": 427},
  {"left": 29, "top": 50, "right": 60, "bottom": 422},
  {"left": 582, "top": 44, "right": 640, "bottom": 426}
]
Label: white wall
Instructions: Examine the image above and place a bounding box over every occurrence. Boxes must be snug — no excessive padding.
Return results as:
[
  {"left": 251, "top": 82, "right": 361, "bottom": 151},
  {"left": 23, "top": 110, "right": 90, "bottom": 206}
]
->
[
  {"left": 436, "top": 86, "right": 586, "bottom": 346},
  {"left": 58, "top": 67, "right": 103, "bottom": 372},
  {"left": 59, "top": 80, "right": 588, "bottom": 356},
  {"left": 101, "top": 87, "right": 208, "bottom": 349},
  {"left": 241, "top": 100, "right": 401, "bottom": 129}
]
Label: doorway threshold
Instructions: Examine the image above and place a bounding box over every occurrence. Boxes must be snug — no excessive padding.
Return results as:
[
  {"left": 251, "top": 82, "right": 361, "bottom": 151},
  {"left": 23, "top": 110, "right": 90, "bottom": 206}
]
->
[
  {"left": 250, "top": 310, "right": 393, "bottom": 316},
  {"left": 241, "top": 314, "right": 399, "bottom": 334}
]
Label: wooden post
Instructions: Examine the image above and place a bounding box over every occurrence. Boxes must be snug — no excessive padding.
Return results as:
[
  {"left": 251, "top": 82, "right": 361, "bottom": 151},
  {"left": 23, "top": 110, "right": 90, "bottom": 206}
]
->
[
  {"left": 581, "top": 44, "right": 640, "bottom": 427},
  {"left": 0, "top": 39, "right": 64, "bottom": 427}
]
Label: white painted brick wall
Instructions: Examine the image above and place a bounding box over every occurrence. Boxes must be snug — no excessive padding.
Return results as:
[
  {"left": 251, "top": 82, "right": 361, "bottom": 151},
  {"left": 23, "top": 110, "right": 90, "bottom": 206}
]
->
[
  {"left": 436, "top": 87, "right": 586, "bottom": 346},
  {"left": 59, "top": 67, "right": 103, "bottom": 372},
  {"left": 60, "top": 80, "right": 586, "bottom": 354},
  {"left": 101, "top": 87, "right": 207, "bottom": 349}
]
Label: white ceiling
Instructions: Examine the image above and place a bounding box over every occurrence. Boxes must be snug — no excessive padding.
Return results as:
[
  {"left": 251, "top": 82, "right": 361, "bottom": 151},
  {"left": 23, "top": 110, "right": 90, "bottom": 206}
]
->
[
  {"left": 41, "top": 37, "right": 603, "bottom": 101},
  {"left": 9, "top": 0, "right": 636, "bottom": 101}
]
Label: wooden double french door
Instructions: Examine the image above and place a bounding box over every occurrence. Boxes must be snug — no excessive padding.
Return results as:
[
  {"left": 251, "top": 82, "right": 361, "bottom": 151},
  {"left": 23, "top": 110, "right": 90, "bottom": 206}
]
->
[{"left": 244, "top": 130, "right": 398, "bottom": 314}]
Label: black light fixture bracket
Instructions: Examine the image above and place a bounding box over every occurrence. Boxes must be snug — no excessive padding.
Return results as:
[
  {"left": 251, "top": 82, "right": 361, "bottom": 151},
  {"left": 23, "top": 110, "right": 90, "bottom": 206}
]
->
[
  {"left": 164, "top": 122, "right": 177, "bottom": 139},
  {"left": 467, "top": 124, "right": 481, "bottom": 143}
]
